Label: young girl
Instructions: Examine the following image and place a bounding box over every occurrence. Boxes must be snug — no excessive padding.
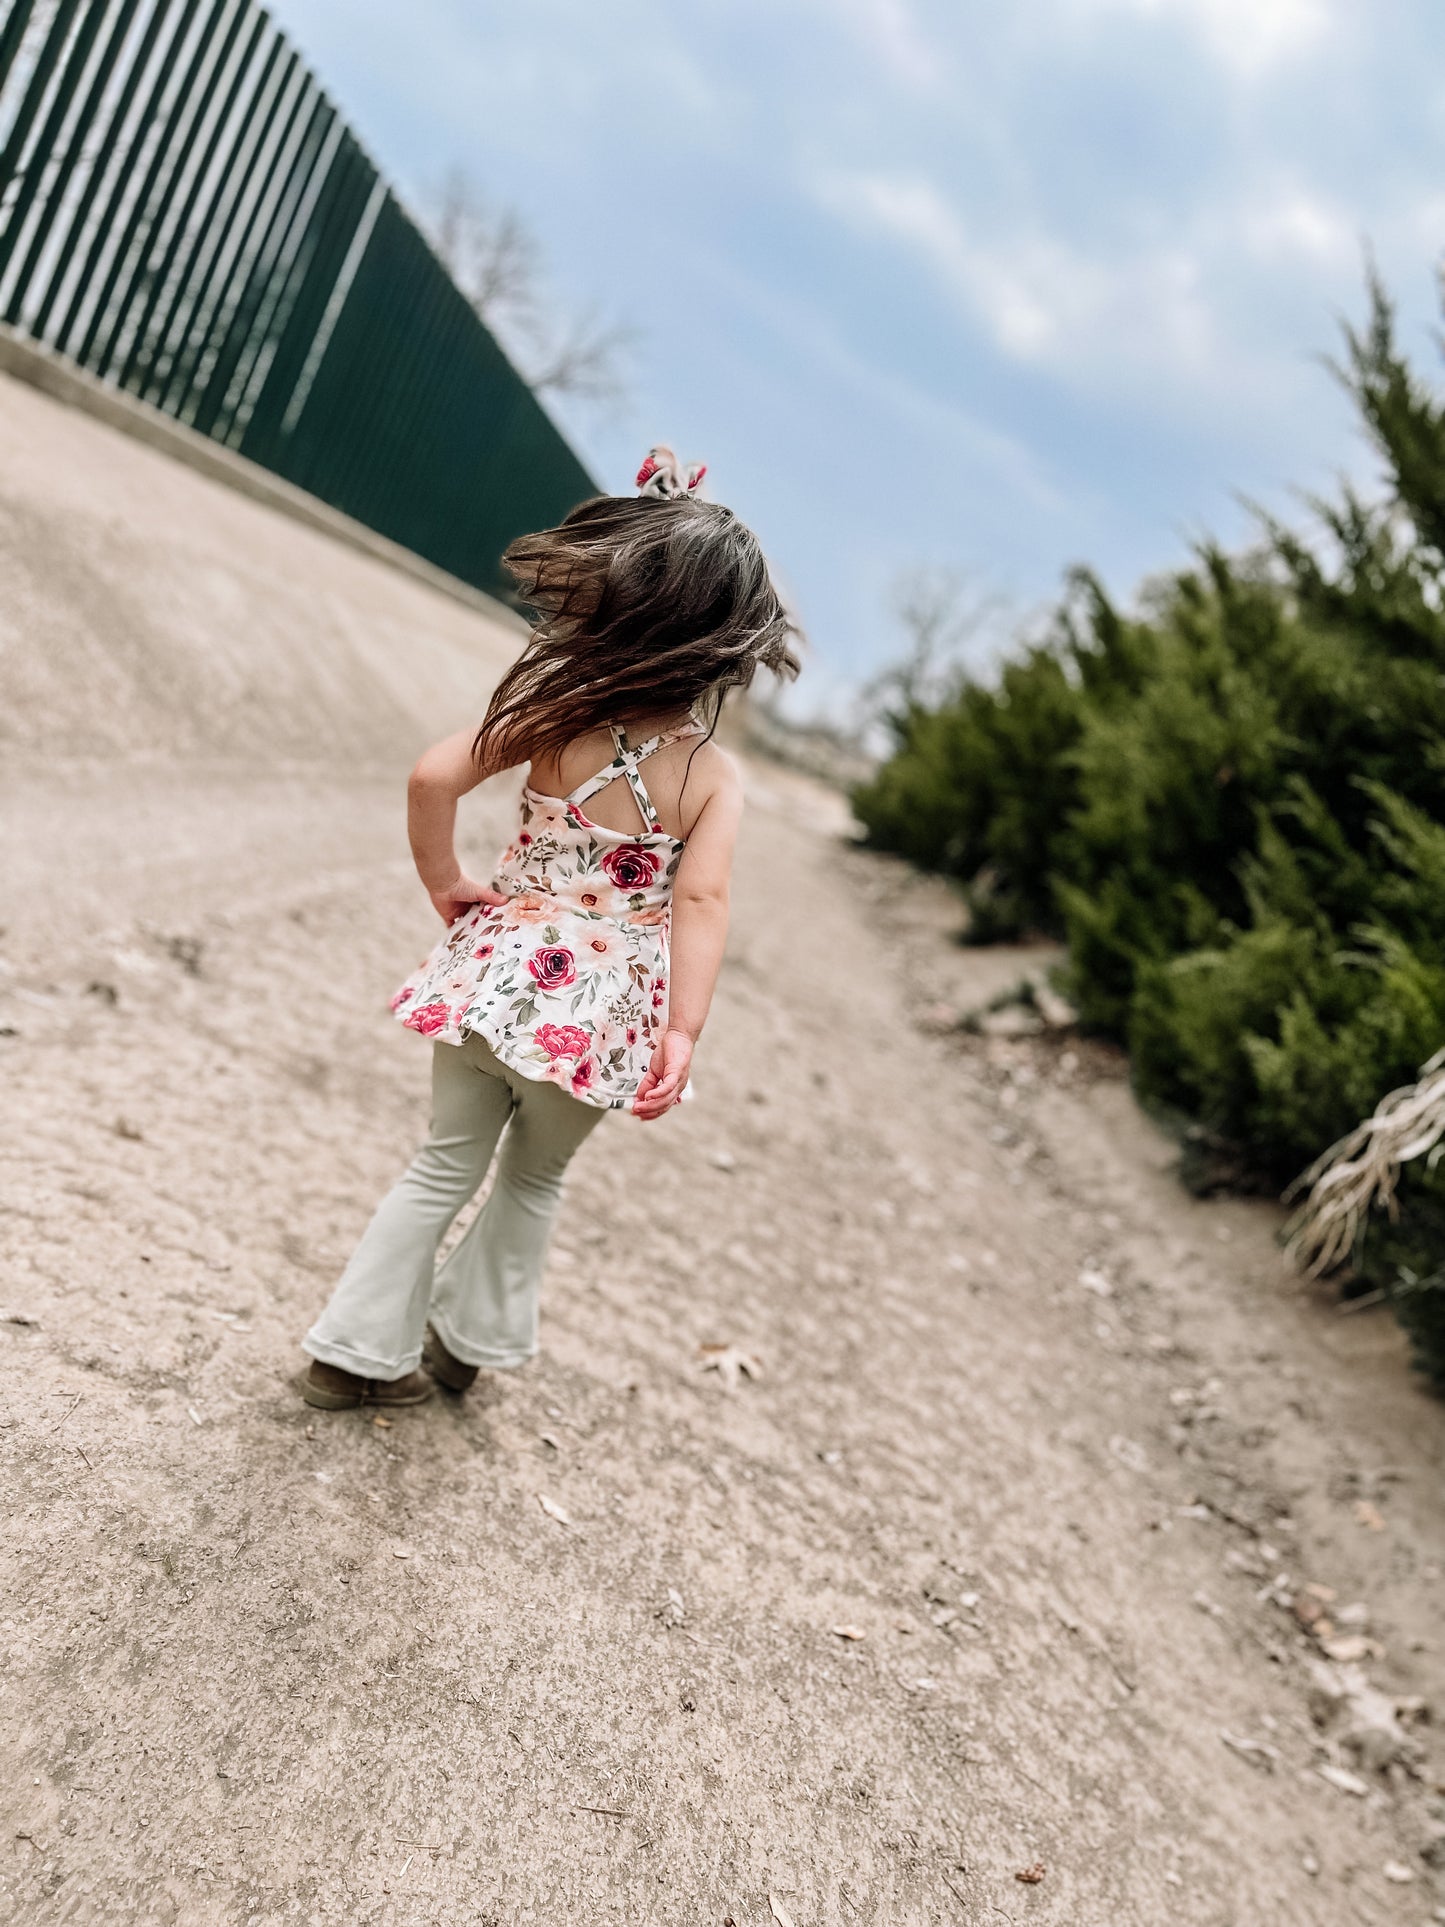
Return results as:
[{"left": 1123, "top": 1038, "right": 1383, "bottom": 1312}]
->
[{"left": 301, "top": 449, "right": 800, "bottom": 1409}]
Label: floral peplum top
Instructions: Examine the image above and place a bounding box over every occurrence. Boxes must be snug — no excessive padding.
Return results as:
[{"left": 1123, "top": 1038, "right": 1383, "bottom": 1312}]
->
[{"left": 388, "top": 721, "right": 704, "bottom": 1110}]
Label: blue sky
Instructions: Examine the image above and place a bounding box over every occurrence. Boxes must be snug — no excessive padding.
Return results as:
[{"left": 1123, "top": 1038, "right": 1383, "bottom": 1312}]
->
[{"left": 274, "top": 0, "right": 1445, "bottom": 712}]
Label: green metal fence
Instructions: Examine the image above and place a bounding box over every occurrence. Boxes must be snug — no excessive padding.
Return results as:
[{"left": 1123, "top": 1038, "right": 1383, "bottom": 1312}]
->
[{"left": 0, "top": 0, "right": 598, "bottom": 596}]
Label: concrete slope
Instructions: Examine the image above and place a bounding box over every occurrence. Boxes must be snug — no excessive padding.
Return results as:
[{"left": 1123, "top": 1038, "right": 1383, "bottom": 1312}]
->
[{"left": 0, "top": 369, "right": 522, "bottom": 766}]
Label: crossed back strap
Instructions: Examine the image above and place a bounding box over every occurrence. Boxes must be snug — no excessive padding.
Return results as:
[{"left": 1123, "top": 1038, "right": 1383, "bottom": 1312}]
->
[{"left": 568, "top": 721, "right": 706, "bottom": 829}]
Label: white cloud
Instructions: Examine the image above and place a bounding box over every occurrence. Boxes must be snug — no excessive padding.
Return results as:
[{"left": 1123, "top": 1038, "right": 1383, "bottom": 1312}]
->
[
  {"left": 812, "top": 167, "right": 1219, "bottom": 392},
  {"left": 1400, "top": 191, "right": 1445, "bottom": 258},
  {"left": 801, "top": 0, "right": 943, "bottom": 93},
  {"left": 832, "top": 0, "right": 944, "bottom": 91},
  {"left": 1237, "top": 187, "right": 1356, "bottom": 268},
  {"left": 1069, "top": 0, "right": 1334, "bottom": 78},
  {"left": 692, "top": 245, "right": 1067, "bottom": 511}
]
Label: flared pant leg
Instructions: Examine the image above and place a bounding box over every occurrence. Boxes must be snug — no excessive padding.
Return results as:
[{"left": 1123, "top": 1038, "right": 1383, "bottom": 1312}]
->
[
  {"left": 303, "top": 1032, "right": 601, "bottom": 1378},
  {"left": 427, "top": 1051, "right": 605, "bottom": 1368}
]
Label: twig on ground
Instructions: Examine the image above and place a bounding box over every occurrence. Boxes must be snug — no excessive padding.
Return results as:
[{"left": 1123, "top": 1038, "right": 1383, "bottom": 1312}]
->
[
  {"left": 1006, "top": 1757, "right": 1052, "bottom": 1797},
  {"left": 50, "top": 1394, "right": 82, "bottom": 1432}
]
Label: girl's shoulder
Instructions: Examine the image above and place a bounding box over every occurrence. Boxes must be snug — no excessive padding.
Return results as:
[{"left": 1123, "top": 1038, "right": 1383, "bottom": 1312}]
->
[
  {"left": 679, "top": 734, "right": 739, "bottom": 788},
  {"left": 672, "top": 739, "right": 743, "bottom": 844}
]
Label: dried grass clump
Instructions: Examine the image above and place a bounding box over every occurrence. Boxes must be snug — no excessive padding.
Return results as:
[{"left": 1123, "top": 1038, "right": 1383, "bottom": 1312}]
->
[{"left": 1284, "top": 1051, "right": 1445, "bottom": 1277}]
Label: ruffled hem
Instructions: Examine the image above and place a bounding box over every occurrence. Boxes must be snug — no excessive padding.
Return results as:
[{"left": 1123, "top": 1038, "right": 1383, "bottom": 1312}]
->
[
  {"left": 397, "top": 1004, "right": 634, "bottom": 1112},
  {"left": 391, "top": 893, "right": 668, "bottom": 1106}
]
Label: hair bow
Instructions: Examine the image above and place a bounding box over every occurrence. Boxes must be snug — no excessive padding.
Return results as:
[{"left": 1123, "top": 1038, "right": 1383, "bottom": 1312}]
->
[{"left": 635, "top": 445, "right": 707, "bottom": 499}]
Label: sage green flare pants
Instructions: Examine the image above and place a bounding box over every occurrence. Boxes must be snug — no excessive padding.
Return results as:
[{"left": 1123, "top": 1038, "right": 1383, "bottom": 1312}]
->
[{"left": 303, "top": 1032, "right": 605, "bottom": 1380}]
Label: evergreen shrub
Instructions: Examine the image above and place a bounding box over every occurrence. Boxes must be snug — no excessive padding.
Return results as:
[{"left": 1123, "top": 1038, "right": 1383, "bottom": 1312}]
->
[{"left": 851, "top": 277, "right": 1445, "bottom": 1385}]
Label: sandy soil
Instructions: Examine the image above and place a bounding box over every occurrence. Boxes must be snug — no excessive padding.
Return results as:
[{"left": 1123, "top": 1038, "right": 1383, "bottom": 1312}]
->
[{"left": 3, "top": 370, "right": 1445, "bottom": 1926}]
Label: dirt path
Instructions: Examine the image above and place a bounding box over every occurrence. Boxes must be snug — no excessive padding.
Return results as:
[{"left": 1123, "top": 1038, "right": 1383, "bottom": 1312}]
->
[{"left": 3, "top": 371, "right": 1445, "bottom": 1926}]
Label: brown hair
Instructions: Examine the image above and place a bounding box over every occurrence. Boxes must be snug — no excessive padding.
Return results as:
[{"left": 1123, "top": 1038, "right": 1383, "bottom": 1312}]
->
[{"left": 473, "top": 492, "right": 801, "bottom": 771}]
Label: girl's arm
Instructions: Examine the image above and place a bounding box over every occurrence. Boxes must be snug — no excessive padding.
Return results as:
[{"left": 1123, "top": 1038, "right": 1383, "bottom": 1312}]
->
[
  {"left": 407, "top": 726, "right": 510, "bottom": 923},
  {"left": 633, "top": 759, "right": 744, "bottom": 1121}
]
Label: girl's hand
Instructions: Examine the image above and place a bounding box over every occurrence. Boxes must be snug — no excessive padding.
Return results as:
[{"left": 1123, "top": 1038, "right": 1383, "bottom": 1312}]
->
[
  {"left": 429, "top": 873, "right": 509, "bottom": 925},
  {"left": 632, "top": 1030, "right": 693, "bottom": 1120}
]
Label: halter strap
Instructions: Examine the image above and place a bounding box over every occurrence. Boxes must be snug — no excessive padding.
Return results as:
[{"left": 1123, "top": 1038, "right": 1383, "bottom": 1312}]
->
[{"left": 567, "top": 720, "right": 706, "bottom": 828}]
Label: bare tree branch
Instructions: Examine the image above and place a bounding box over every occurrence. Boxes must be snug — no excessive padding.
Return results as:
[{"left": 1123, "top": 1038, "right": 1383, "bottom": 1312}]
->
[
  {"left": 420, "top": 165, "right": 633, "bottom": 410},
  {"left": 865, "top": 567, "right": 1009, "bottom": 715},
  {"left": 525, "top": 307, "right": 638, "bottom": 406},
  {"left": 429, "top": 166, "right": 539, "bottom": 335}
]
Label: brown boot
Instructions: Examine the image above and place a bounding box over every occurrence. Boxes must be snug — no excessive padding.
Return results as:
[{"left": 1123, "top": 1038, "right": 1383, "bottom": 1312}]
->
[
  {"left": 423, "top": 1324, "right": 480, "bottom": 1393},
  {"left": 302, "top": 1360, "right": 435, "bottom": 1410}
]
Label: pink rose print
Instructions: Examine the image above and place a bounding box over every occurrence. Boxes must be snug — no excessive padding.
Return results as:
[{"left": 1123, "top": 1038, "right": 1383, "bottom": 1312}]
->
[
  {"left": 407, "top": 1000, "right": 452, "bottom": 1037},
  {"left": 535, "top": 1023, "right": 590, "bottom": 1060},
  {"left": 527, "top": 945, "right": 576, "bottom": 991},
  {"left": 519, "top": 831, "right": 532, "bottom": 845},
  {"left": 474, "top": 942, "right": 494, "bottom": 961},
  {"left": 601, "top": 844, "right": 661, "bottom": 890},
  {"left": 389, "top": 984, "right": 415, "bottom": 1012},
  {"left": 571, "top": 1058, "right": 595, "bottom": 1093},
  {"left": 579, "top": 889, "right": 601, "bottom": 909}
]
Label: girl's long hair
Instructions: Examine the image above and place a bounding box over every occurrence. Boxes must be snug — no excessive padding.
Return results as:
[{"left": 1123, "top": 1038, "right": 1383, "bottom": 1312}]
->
[{"left": 473, "top": 493, "right": 801, "bottom": 771}]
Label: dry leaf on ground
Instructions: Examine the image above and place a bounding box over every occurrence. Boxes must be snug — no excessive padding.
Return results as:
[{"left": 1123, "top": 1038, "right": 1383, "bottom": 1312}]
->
[
  {"left": 1352, "top": 1499, "right": 1386, "bottom": 1532},
  {"left": 767, "top": 1894, "right": 797, "bottom": 1927},
  {"left": 832, "top": 1624, "right": 867, "bottom": 1641},
  {"left": 1292, "top": 1593, "right": 1328, "bottom": 1629},
  {"left": 696, "top": 1343, "right": 763, "bottom": 1391},
  {"left": 538, "top": 1494, "right": 573, "bottom": 1527},
  {"left": 1015, "top": 1861, "right": 1046, "bottom": 1883}
]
